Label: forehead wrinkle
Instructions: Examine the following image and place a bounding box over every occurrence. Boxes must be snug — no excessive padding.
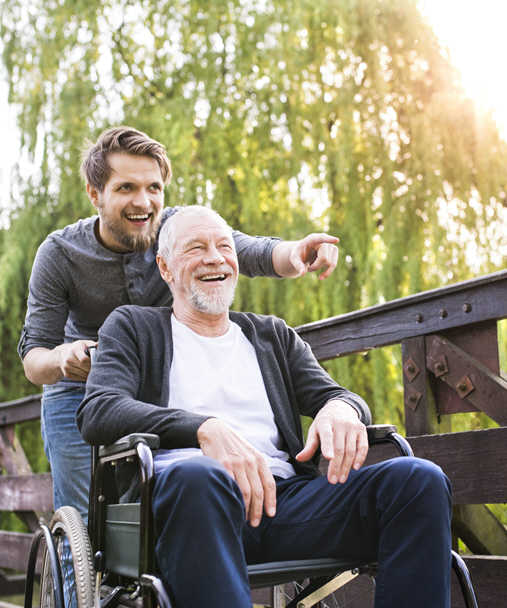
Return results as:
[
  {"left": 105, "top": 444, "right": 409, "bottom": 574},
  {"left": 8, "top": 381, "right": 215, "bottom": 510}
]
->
[{"left": 178, "top": 226, "right": 233, "bottom": 249}]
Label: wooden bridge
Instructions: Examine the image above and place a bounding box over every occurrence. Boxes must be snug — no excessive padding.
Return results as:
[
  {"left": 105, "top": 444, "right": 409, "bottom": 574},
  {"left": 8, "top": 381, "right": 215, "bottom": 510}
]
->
[{"left": 2, "top": 270, "right": 507, "bottom": 607}]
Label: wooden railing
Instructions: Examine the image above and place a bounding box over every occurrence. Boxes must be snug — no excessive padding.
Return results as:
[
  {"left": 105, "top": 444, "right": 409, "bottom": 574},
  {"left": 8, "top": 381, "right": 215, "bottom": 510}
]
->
[
  {"left": 2, "top": 270, "right": 507, "bottom": 606},
  {"left": 0, "top": 394, "right": 51, "bottom": 599},
  {"left": 297, "top": 269, "right": 507, "bottom": 608}
]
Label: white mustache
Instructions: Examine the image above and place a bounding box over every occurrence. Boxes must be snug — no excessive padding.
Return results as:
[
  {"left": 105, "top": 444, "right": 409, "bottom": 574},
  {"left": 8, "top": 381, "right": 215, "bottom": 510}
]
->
[{"left": 191, "top": 264, "right": 236, "bottom": 279}]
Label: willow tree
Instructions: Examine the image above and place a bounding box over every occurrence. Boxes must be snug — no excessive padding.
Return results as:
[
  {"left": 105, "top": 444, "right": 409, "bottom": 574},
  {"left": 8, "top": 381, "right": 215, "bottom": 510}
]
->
[{"left": 1, "top": 0, "right": 507, "bottom": 427}]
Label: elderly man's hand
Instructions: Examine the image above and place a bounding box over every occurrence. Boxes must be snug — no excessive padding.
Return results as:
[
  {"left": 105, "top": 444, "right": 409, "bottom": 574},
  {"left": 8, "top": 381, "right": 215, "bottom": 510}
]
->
[
  {"left": 197, "top": 418, "right": 277, "bottom": 527},
  {"left": 272, "top": 234, "right": 339, "bottom": 280},
  {"left": 296, "top": 400, "right": 368, "bottom": 484}
]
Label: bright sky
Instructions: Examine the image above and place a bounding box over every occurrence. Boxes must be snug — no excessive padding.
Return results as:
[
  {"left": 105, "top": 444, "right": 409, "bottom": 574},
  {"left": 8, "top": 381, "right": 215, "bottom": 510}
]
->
[
  {"left": 1, "top": 1, "right": 507, "bottom": 221},
  {"left": 418, "top": 0, "right": 507, "bottom": 138}
]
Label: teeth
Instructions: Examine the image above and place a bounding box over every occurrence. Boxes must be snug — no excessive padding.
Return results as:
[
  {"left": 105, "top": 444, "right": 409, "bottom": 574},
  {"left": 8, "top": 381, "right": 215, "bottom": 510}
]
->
[
  {"left": 199, "top": 274, "right": 226, "bottom": 281},
  {"left": 126, "top": 214, "right": 149, "bottom": 220}
]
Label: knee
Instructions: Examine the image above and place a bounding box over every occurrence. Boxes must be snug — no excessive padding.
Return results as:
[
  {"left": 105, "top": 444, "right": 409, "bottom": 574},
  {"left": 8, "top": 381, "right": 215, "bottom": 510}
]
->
[{"left": 383, "top": 457, "right": 452, "bottom": 509}]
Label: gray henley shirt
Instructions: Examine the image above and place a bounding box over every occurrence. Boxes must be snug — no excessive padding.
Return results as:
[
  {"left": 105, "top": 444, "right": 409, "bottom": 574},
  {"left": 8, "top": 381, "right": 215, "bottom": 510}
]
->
[{"left": 18, "top": 207, "right": 282, "bottom": 383}]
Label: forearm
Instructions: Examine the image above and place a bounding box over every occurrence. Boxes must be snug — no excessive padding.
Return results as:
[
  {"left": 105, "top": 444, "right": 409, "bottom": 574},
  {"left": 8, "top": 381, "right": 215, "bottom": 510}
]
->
[
  {"left": 23, "top": 347, "right": 65, "bottom": 386},
  {"left": 272, "top": 241, "right": 300, "bottom": 278},
  {"left": 23, "top": 339, "right": 95, "bottom": 385}
]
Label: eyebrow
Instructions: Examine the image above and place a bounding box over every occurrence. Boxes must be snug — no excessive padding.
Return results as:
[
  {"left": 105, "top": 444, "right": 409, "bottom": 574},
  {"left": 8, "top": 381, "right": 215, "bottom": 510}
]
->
[{"left": 181, "top": 235, "right": 234, "bottom": 249}]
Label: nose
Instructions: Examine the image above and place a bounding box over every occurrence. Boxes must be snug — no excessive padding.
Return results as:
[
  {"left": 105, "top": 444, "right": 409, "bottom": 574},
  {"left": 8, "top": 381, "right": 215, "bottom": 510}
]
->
[
  {"left": 203, "top": 245, "right": 225, "bottom": 265},
  {"left": 131, "top": 189, "right": 151, "bottom": 209}
]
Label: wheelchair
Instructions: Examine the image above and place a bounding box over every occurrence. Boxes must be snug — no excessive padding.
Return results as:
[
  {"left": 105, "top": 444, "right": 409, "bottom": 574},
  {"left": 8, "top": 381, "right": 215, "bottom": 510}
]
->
[{"left": 24, "top": 424, "right": 480, "bottom": 608}]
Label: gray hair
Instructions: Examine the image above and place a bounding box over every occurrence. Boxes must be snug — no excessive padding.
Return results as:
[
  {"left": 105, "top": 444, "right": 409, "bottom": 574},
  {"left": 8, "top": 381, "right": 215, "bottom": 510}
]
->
[{"left": 158, "top": 206, "right": 232, "bottom": 263}]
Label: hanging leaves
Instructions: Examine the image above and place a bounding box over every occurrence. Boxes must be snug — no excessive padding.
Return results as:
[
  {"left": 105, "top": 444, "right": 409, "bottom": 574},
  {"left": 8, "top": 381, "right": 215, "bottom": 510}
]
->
[{"left": 1, "top": 0, "right": 507, "bottom": 427}]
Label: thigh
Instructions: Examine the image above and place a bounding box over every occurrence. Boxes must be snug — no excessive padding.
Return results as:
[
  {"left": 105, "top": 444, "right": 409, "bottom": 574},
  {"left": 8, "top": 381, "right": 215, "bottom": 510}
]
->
[
  {"left": 246, "top": 458, "right": 446, "bottom": 564},
  {"left": 42, "top": 385, "right": 91, "bottom": 519}
]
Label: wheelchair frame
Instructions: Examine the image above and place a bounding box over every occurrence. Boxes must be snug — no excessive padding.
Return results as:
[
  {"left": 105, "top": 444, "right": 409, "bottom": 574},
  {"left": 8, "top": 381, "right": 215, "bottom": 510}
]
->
[{"left": 25, "top": 425, "right": 480, "bottom": 608}]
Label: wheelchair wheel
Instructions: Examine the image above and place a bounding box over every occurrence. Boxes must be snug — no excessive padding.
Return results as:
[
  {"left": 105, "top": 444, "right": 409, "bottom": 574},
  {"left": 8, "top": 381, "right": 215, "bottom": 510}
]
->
[
  {"left": 40, "top": 507, "right": 95, "bottom": 608},
  {"left": 271, "top": 574, "right": 375, "bottom": 608}
]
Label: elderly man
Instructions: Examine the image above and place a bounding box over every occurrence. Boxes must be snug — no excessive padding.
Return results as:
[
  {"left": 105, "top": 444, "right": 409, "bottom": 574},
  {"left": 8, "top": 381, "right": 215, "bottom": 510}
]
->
[
  {"left": 77, "top": 206, "right": 453, "bottom": 608},
  {"left": 19, "top": 126, "right": 339, "bottom": 524}
]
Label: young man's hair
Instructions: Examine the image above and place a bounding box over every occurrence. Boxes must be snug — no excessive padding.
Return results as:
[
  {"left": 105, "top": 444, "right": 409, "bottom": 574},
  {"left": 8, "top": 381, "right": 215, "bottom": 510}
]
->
[
  {"left": 80, "top": 126, "right": 172, "bottom": 192},
  {"left": 158, "top": 206, "right": 232, "bottom": 264}
]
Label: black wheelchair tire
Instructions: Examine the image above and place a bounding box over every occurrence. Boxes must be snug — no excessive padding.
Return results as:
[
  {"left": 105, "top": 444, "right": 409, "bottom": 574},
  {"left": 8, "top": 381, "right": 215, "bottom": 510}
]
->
[{"left": 39, "top": 507, "right": 95, "bottom": 608}]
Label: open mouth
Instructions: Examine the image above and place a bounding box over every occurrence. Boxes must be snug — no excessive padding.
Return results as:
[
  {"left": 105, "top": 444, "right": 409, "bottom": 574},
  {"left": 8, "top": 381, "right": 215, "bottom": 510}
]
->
[
  {"left": 197, "top": 274, "right": 227, "bottom": 282},
  {"left": 125, "top": 213, "right": 151, "bottom": 224}
]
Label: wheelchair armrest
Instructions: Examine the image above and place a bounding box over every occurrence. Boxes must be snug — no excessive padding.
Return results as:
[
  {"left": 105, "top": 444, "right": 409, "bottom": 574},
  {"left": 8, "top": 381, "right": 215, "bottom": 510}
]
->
[
  {"left": 98, "top": 433, "right": 161, "bottom": 458},
  {"left": 366, "top": 424, "right": 414, "bottom": 457}
]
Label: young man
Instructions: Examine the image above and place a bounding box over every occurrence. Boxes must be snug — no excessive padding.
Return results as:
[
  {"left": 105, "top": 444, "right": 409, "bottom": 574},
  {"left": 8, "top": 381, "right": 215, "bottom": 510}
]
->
[
  {"left": 18, "top": 126, "right": 339, "bottom": 522},
  {"left": 77, "top": 206, "right": 453, "bottom": 608}
]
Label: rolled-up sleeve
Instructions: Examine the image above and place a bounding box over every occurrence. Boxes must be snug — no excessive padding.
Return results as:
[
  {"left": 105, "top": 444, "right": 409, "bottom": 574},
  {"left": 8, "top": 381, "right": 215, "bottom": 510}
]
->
[
  {"left": 232, "top": 230, "right": 283, "bottom": 279},
  {"left": 18, "top": 239, "right": 70, "bottom": 360}
]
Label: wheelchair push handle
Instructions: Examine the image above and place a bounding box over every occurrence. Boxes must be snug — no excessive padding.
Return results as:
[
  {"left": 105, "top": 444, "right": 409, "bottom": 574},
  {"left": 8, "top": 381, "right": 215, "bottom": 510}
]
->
[{"left": 86, "top": 344, "right": 97, "bottom": 363}]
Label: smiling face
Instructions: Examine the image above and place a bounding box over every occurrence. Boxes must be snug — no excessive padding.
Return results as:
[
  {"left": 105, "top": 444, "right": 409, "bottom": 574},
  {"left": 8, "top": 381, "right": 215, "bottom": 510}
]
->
[
  {"left": 157, "top": 211, "right": 239, "bottom": 320},
  {"left": 87, "top": 153, "right": 164, "bottom": 253}
]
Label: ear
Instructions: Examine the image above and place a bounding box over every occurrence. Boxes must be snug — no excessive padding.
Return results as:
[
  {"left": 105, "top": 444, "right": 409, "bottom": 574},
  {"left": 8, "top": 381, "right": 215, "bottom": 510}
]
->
[
  {"left": 86, "top": 183, "right": 100, "bottom": 210},
  {"left": 157, "top": 254, "right": 174, "bottom": 284}
]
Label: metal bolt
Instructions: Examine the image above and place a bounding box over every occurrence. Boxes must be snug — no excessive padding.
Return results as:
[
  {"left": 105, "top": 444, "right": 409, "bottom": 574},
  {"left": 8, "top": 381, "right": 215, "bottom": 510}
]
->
[
  {"left": 436, "top": 362, "right": 445, "bottom": 371},
  {"left": 439, "top": 308, "right": 447, "bottom": 318},
  {"left": 415, "top": 314, "right": 423, "bottom": 323},
  {"left": 406, "top": 364, "right": 415, "bottom": 373},
  {"left": 98, "top": 495, "right": 105, "bottom": 502},
  {"left": 409, "top": 394, "right": 417, "bottom": 402},
  {"left": 462, "top": 303, "right": 472, "bottom": 313},
  {"left": 458, "top": 382, "right": 467, "bottom": 392},
  {"left": 111, "top": 460, "right": 117, "bottom": 467}
]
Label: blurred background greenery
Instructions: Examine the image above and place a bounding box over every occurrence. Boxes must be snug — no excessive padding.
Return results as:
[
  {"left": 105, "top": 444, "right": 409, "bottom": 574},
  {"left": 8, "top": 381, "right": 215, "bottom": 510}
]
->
[{"left": 1, "top": 0, "right": 506, "bottom": 536}]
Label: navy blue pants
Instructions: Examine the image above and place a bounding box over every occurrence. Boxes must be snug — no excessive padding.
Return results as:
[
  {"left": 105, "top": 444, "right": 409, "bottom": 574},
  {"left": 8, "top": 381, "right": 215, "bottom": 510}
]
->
[{"left": 152, "top": 456, "right": 452, "bottom": 608}]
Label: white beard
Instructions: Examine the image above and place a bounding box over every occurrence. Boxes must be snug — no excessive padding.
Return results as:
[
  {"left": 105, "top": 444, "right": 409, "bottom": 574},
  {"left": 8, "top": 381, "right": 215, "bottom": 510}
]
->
[{"left": 187, "top": 266, "right": 237, "bottom": 315}]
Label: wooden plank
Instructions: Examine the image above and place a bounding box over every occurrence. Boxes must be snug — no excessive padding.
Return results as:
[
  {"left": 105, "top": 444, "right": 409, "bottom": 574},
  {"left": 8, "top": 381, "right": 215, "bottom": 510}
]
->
[
  {"left": 0, "top": 395, "right": 41, "bottom": 426},
  {"left": 452, "top": 556, "right": 507, "bottom": 608},
  {"left": 452, "top": 505, "right": 507, "bottom": 555},
  {"left": 425, "top": 335, "right": 507, "bottom": 426},
  {"left": 295, "top": 270, "right": 507, "bottom": 361},
  {"left": 433, "top": 322, "right": 498, "bottom": 415},
  {"left": 0, "top": 531, "right": 42, "bottom": 573},
  {"left": 0, "top": 573, "right": 26, "bottom": 598},
  {"left": 0, "top": 474, "right": 53, "bottom": 511},
  {"left": 361, "top": 427, "right": 507, "bottom": 504},
  {"left": 0, "top": 601, "right": 26, "bottom": 608},
  {"left": 402, "top": 336, "right": 451, "bottom": 436}
]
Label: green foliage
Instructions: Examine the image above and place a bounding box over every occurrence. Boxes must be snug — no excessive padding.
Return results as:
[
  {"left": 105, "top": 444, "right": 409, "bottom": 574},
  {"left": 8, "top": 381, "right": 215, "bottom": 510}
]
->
[{"left": 1, "top": 0, "right": 507, "bottom": 425}]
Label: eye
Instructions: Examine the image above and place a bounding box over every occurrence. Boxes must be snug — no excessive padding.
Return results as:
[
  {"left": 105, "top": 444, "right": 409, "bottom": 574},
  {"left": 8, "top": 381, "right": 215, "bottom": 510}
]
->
[
  {"left": 149, "top": 183, "right": 162, "bottom": 191},
  {"left": 119, "top": 184, "right": 132, "bottom": 191}
]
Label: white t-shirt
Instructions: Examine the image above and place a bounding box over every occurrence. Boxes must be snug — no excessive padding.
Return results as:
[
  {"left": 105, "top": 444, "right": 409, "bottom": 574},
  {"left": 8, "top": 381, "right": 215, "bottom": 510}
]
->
[{"left": 154, "top": 315, "right": 296, "bottom": 479}]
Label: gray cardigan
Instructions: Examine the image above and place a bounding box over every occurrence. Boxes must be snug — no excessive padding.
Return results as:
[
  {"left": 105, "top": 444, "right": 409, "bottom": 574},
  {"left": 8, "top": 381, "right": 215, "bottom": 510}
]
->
[{"left": 77, "top": 306, "right": 371, "bottom": 498}]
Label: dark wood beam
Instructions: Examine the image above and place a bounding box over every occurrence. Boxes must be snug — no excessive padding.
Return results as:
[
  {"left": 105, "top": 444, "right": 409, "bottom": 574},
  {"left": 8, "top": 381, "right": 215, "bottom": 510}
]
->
[
  {"left": 425, "top": 335, "right": 507, "bottom": 426},
  {"left": 295, "top": 270, "right": 507, "bottom": 361},
  {"left": 330, "top": 427, "right": 507, "bottom": 504}
]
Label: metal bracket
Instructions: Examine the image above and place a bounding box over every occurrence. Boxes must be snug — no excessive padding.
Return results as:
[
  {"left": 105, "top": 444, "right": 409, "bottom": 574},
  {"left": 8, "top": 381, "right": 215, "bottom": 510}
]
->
[
  {"left": 433, "top": 355, "right": 449, "bottom": 377},
  {"left": 403, "top": 357, "right": 420, "bottom": 382},
  {"left": 405, "top": 389, "right": 422, "bottom": 411},
  {"left": 296, "top": 569, "right": 359, "bottom": 608},
  {"left": 455, "top": 375, "right": 475, "bottom": 398}
]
